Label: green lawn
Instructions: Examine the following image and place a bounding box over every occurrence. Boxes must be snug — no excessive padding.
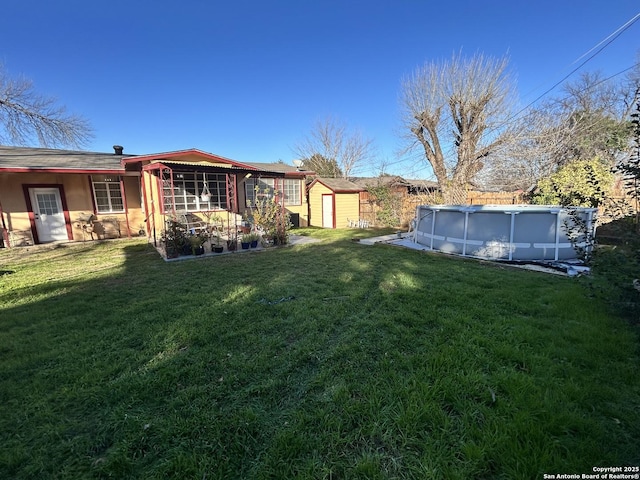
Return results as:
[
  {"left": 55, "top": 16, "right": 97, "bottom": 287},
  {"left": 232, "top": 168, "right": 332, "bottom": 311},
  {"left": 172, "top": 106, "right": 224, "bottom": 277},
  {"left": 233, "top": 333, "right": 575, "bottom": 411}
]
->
[{"left": 1, "top": 230, "right": 639, "bottom": 479}]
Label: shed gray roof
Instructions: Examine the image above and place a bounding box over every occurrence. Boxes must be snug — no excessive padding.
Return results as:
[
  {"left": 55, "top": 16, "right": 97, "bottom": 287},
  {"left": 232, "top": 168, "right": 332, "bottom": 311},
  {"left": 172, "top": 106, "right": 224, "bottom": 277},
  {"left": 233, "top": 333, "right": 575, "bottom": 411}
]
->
[
  {"left": 0, "top": 145, "right": 130, "bottom": 171},
  {"left": 311, "top": 177, "right": 364, "bottom": 192}
]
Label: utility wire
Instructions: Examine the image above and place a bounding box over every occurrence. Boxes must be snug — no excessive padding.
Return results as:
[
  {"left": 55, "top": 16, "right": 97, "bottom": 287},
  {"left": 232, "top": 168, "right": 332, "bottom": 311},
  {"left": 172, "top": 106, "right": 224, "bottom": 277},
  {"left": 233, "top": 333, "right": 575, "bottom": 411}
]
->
[
  {"left": 509, "top": 12, "right": 640, "bottom": 123},
  {"left": 572, "top": 12, "right": 640, "bottom": 66}
]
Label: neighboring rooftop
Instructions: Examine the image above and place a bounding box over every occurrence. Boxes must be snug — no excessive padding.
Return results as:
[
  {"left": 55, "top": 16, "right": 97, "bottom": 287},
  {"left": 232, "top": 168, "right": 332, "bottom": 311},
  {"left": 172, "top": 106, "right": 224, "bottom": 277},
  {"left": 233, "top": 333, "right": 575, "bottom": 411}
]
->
[
  {"left": 242, "top": 161, "right": 314, "bottom": 176},
  {"left": 351, "top": 175, "right": 438, "bottom": 190}
]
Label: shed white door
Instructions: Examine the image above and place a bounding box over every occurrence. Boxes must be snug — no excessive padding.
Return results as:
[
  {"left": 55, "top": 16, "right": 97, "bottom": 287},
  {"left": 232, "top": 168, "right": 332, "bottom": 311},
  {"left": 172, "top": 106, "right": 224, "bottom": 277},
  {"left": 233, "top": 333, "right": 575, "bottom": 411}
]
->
[
  {"left": 322, "top": 194, "right": 334, "bottom": 228},
  {"left": 29, "top": 188, "right": 68, "bottom": 242}
]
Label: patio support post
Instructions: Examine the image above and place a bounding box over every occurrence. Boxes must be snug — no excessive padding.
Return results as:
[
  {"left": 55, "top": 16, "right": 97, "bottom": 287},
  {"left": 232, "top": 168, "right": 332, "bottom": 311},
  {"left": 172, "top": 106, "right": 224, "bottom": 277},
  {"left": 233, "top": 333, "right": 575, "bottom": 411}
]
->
[
  {"left": 233, "top": 174, "right": 238, "bottom": 213},
  {"left": 168, "top": 167, "right": 176, "bottom": 215},
  {"left": 225, "top": 173, "right": 238, "bottom": 213},
  {"left": 150, "top": 170, "right": 159, "bottom": 246},
  {"left": 120, "top": 176, "right": 131, "bottom": 238},
  {"left": 0, "top": 198, "right": 9, "bottom": 248},
  {"left": 140, "top": 172, "right": 150, "bottom": 238}
]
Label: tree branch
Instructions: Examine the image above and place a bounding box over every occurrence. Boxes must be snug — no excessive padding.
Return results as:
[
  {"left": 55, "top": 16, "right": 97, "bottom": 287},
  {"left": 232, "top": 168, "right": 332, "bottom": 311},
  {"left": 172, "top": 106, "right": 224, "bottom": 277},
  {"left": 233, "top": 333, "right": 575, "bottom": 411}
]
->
[{"left": 0, "top": 64, "right": 92, "bottom": 148}]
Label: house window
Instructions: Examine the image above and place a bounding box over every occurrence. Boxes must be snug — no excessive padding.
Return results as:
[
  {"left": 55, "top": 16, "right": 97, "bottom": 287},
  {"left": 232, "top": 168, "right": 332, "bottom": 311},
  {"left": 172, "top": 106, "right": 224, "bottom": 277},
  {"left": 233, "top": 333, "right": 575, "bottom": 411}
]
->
[
  {"left": 162, "top": 171, "right": 228, "bottom": 212},
  {"left": 246, "top": 178, "right": 275, "bottom": 206},
  {"left": 92, "top": 175, "right": 124, "bottom": 213},
  {"left": 283, "top": 179, "right": 301, "bottom": 206},
  {"left": 246, "top": 178, "right": 301, "bottom": 206}
]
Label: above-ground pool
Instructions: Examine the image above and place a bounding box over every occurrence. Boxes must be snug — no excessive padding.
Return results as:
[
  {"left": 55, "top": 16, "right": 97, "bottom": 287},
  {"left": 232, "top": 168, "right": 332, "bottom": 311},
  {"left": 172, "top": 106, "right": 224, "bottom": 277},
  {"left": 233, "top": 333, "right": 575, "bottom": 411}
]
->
[{"left": 413, "top": 205, "right": 597, "bottom": 261}]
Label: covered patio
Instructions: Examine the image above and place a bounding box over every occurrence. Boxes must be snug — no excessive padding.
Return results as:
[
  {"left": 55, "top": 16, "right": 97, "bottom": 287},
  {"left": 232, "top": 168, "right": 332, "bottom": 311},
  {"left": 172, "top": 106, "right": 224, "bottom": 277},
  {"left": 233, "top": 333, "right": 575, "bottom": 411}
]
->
[{"left": 122, "top": 149, "right": 308, "bottom": 257}]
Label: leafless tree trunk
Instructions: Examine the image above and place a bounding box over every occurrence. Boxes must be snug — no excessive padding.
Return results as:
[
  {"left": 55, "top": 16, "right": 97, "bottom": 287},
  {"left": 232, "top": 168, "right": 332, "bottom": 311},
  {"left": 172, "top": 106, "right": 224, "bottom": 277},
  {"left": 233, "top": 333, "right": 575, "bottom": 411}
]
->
[
  {"left": 293, "top": 116, "right": 375, "bottom": 178},
  {"left": 400, "top": 52, "right": 516, "bottom": 204},
  {"left": 0, "top": 64, "right": 92, "bottom": 148}
]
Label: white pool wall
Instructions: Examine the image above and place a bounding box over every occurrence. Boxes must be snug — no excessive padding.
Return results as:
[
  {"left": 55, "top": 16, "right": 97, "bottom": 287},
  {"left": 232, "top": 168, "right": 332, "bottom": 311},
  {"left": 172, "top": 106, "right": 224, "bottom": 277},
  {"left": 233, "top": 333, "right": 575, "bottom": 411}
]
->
[{"left": 414, "top": 205, "right": 597, "bottom": 261}]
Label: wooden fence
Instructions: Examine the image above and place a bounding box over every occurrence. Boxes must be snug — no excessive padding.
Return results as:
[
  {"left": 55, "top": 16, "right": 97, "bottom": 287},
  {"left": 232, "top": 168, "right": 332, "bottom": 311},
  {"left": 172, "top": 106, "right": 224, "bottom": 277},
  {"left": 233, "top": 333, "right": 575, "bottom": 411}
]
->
[{"left": 360, "top": 190, "right": 527, "bottom": 228}]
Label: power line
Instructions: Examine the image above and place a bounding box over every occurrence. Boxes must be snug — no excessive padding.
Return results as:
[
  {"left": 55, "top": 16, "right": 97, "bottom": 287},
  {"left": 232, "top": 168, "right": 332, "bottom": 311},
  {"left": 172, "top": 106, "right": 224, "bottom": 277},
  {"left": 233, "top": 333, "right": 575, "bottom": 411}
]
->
[
  {"left": 582, "top": 62, "right": 639, "bottom": 92},
  {"left": 510, "top": 12, "right": 640, "bottom": 122},
  {"left": 573, "top": 12, "right": 640, "bottom": 66}
]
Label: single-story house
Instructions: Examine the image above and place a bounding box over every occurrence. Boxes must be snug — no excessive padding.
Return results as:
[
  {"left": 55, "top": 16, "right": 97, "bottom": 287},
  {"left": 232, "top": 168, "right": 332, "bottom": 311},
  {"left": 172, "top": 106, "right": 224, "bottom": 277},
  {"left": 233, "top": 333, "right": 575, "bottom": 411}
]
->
[
  {"left": 0, "top": 145, "right": 313, "bottom": 248},
  {"left": 307, "top": 177, "right": 364, "bottom": 229}
]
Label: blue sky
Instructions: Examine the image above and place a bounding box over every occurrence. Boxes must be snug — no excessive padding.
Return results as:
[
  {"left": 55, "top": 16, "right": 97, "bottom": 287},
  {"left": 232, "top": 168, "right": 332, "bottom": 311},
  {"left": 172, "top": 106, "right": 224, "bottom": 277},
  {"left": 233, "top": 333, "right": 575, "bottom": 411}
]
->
[{"left": 1, "top": 1, "right": 639, "bottom": 178}]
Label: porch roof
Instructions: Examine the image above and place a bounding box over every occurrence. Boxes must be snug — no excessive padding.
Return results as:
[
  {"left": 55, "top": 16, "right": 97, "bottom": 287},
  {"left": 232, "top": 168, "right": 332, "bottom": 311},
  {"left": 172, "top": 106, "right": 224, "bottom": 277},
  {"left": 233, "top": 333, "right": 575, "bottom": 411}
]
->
[
  {"left": 144, "top": 159, "right": 288, "bottom": 177},
  {"left": 125, "top": 149, "right": 312, "bottom": 177}
]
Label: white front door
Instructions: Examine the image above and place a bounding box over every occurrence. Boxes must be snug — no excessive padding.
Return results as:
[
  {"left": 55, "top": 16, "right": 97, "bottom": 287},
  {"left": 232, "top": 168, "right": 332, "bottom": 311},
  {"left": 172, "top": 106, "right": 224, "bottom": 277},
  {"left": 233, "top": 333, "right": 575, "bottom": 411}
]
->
[
  {"left": 29, "top": 188, "right": 68, "bottom": 243},
  {"left": 322, "top": 194, "right": 334, "bottom": 228}
]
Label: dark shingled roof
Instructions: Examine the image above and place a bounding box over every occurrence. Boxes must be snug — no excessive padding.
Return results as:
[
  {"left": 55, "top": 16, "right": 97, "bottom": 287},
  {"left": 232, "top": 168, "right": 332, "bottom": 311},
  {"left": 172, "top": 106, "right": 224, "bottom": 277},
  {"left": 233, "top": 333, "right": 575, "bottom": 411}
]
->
[
  {"left": 0, "top": 145, "right": 130, "bottom": 171},
  {"left": 0, "top": 146, "right": 314, "bottom": 176}
]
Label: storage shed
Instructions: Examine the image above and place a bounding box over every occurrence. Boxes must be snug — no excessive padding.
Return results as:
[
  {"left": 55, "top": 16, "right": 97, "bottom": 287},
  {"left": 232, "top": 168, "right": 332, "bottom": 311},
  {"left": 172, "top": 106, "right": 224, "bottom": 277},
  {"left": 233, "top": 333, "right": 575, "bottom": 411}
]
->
[{"left": 308, "top": 177, "right": 364, "bottom": 229}]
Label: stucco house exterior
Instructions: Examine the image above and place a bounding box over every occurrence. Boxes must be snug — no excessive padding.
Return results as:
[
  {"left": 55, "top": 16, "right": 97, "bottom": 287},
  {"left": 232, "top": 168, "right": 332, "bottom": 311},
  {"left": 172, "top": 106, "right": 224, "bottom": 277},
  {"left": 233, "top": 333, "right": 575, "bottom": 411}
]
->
[{"left": 0, "top": 145, "right": 312, "bottom": 248}]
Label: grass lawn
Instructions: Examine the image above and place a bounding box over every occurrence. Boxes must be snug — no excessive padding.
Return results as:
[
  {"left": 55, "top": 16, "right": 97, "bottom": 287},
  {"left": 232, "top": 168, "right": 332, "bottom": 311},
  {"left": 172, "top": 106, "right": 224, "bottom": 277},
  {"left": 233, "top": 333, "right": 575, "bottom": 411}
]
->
[{"left": 1, "top": 229, "right": 639, "bottom": 479}]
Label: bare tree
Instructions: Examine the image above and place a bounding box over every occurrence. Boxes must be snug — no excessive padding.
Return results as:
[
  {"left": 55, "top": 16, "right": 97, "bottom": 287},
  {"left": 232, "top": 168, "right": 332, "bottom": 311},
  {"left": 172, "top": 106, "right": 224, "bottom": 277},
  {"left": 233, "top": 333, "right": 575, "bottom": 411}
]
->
[
  {"left": 0, "top": 64, "right": 92, "bottom": 148},
  {"left": 478, "top": 107, "right": 569, "bottom": 191},
  {"left": 481, "top": 69, "right": 638, "bottom": 191},
  {"left": 400, "top": 52, "right": 516, "bottom": 203},
  {"left": 553, "top": 72, "right": 633, "bottom": 163},
  {"left": 623, "top": 54, "right": 640, "bottom": 117},
  {"left": 293, "top": 116, "right": 375, "bottom": 178}
]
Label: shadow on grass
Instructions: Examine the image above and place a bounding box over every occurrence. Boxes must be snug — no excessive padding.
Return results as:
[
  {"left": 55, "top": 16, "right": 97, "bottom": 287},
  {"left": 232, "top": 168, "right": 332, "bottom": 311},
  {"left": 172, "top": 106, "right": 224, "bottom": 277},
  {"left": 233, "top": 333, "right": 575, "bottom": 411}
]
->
[{"left": 1, "top": 235, "right": 639, "bottom": 479}]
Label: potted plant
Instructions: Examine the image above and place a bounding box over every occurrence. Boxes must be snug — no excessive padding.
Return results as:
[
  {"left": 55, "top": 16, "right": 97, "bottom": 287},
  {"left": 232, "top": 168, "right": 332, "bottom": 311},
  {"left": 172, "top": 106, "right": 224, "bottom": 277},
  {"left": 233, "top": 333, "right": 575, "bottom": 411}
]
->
[
  {"left": 250, "top": 185, "right": 292, "bottom": 247},
  {"left": 203, "top": 213, "right": 224, "bottom": 253},
  {"left": 226, "top": 228, "right": 238, "bottom": 251},
  {"left": 200, "top": 181, "right": 212, "bottom": 203},
  {"left": 211, "top": 230, "right": 224, "bottom": 253},
  {"left": 188, "top": 232, "right": 206, "bottom": 255},
  {"left": 240, "top": 234, "right": 251, "bottom": 250},
  {"left": 162, "top": 217, "right": 187, "bottom": 258},
  {"left": 261, "top": 233, "right": 273, "bottom": 248},
  {"left": 164, "top": 239, "right": 180, "bottom": 258},
  {"left": 245, "top": 232, "right": 260, "bottom": 248}
]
